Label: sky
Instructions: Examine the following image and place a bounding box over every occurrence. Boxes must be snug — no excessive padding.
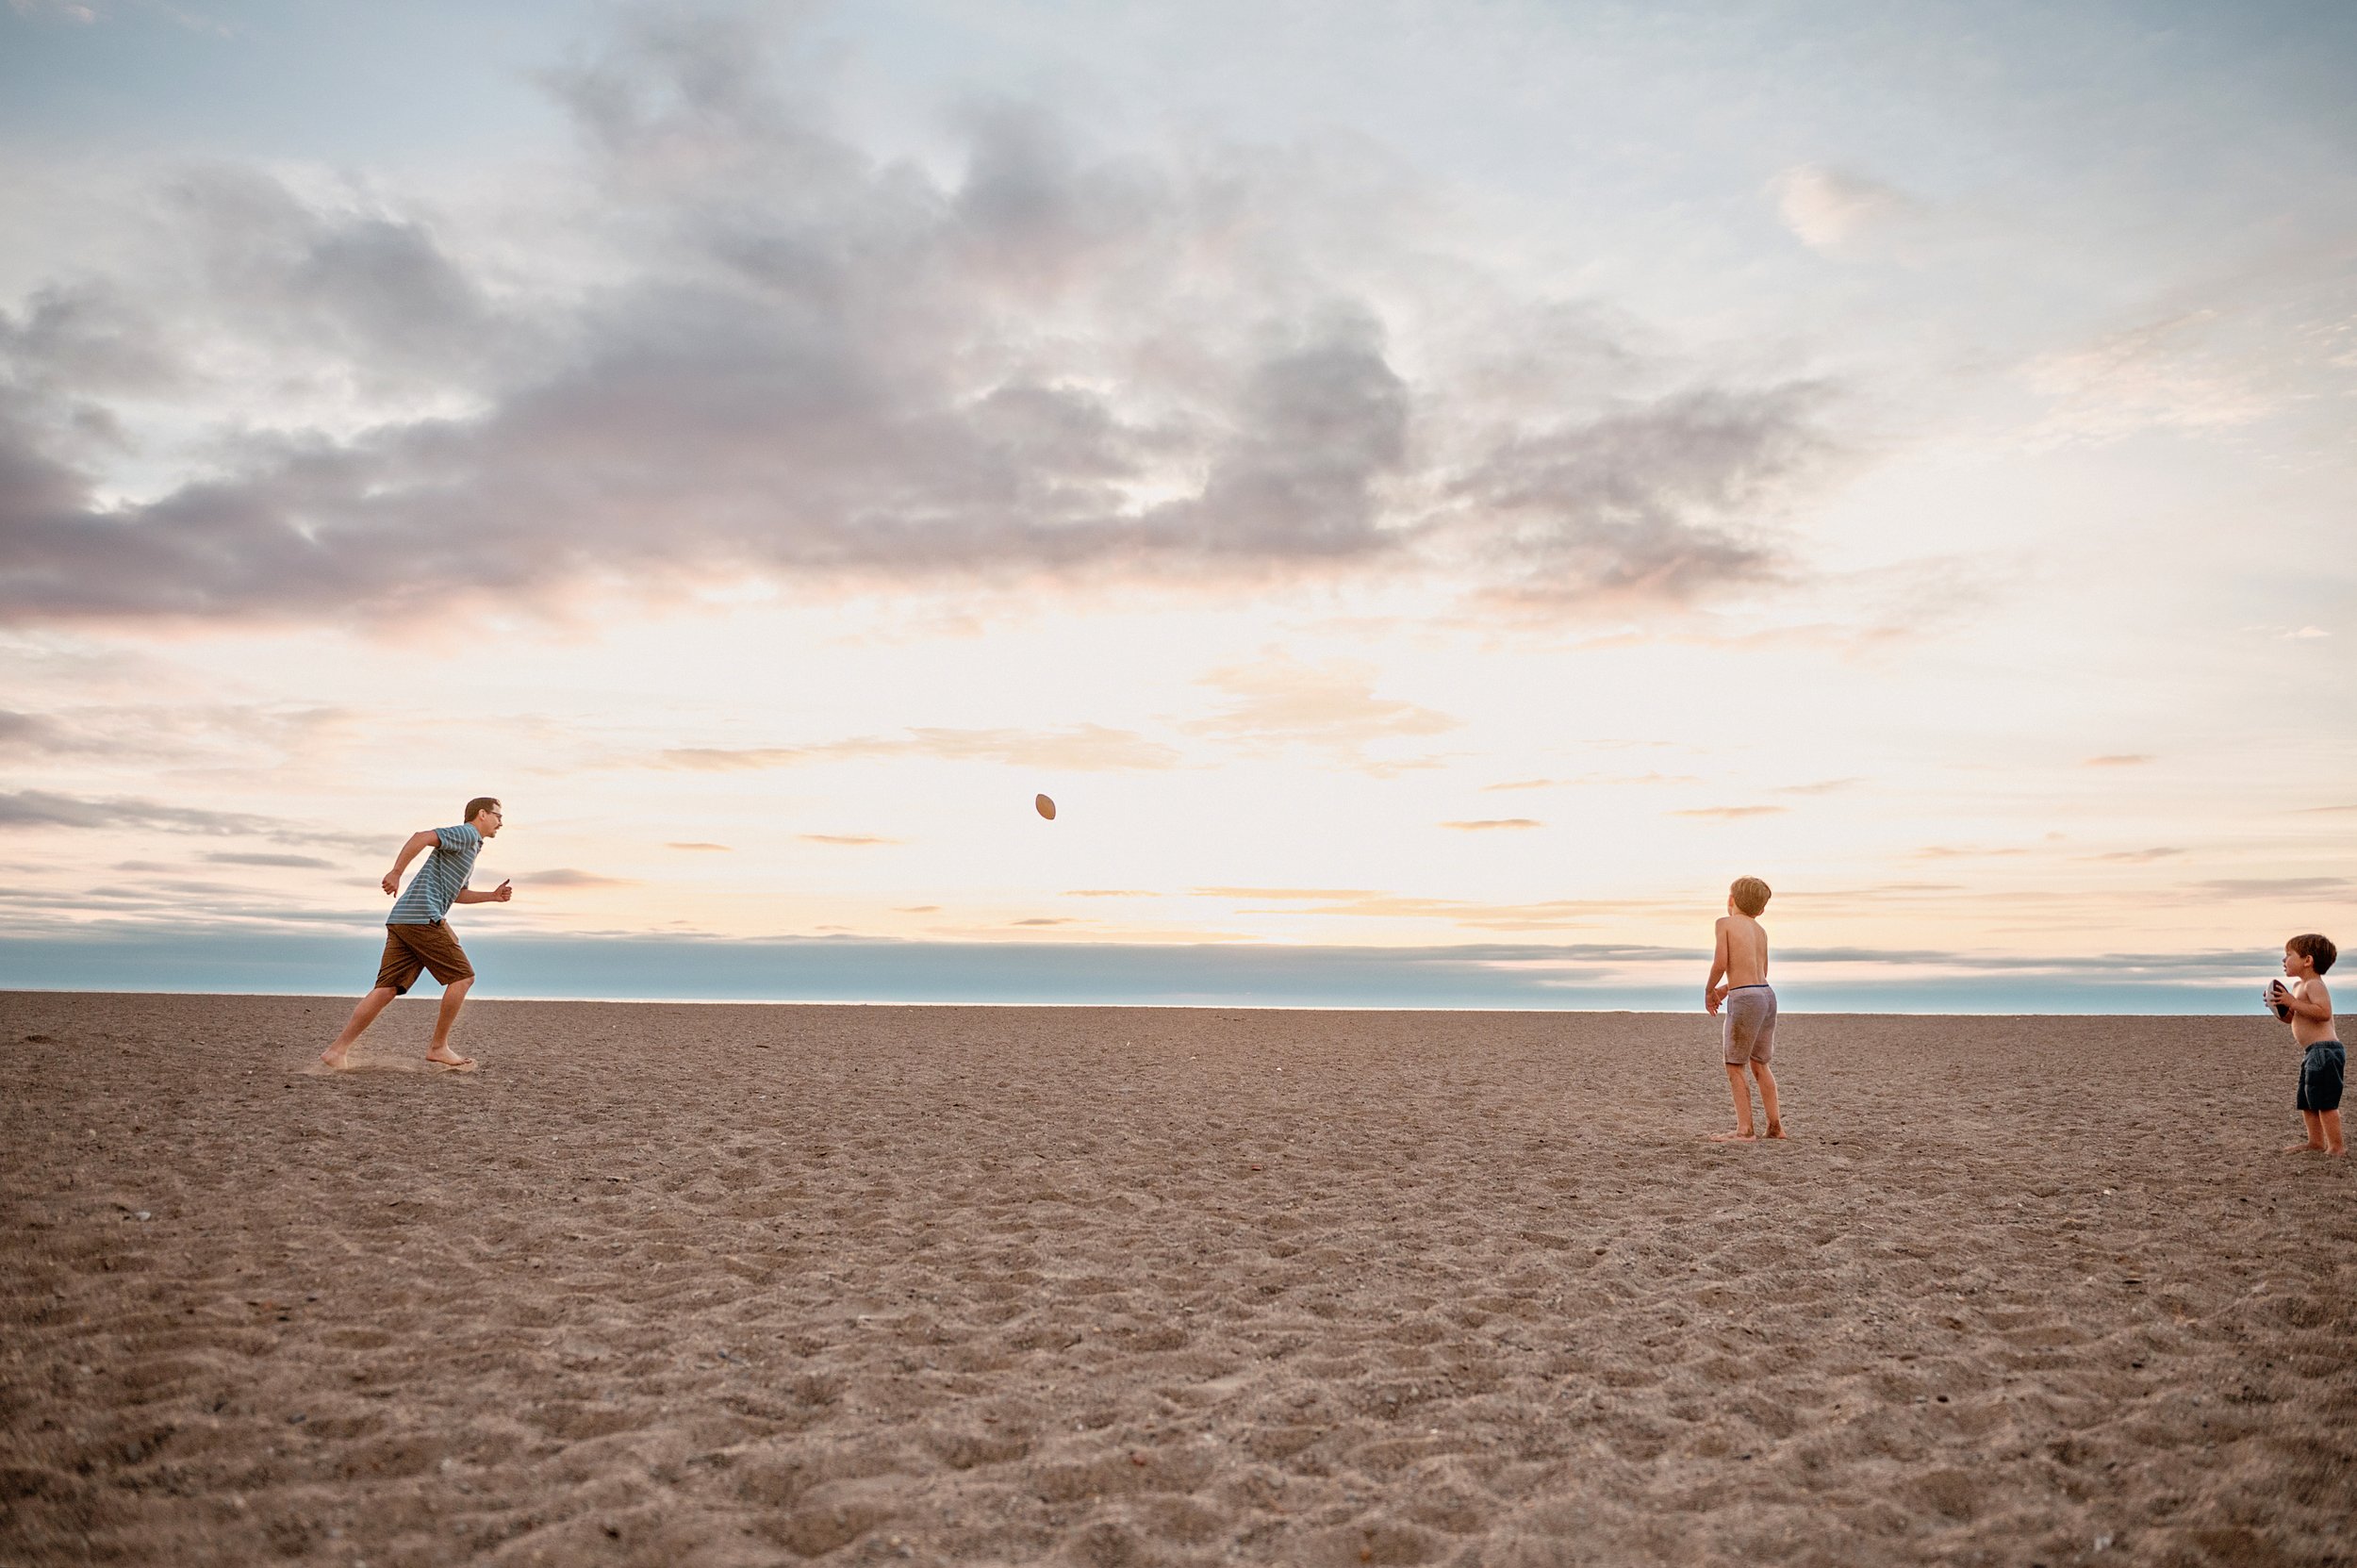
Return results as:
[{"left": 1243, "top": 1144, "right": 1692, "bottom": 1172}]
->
[{"left": 2, "top": 0, "right": 2352, "bottom": 1010}]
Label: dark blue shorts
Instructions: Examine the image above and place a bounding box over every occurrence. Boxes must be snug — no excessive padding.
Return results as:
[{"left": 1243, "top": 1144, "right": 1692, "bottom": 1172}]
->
[{"left": 2297, "top": 1043, "right": 2344, "bottom": 1114}]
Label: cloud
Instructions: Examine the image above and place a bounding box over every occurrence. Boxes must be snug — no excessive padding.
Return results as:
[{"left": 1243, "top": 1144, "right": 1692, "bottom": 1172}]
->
[
  {"left": 2085, "top": 847, "right": 2184, "bottom": 864},
  {"left": 0, "top": 702, "right": 350, "bottom": 761},
  {"left": 200, "top": 851, "right": 338, "bottom": 869},
  {"left": 4, "top": 2, "right": 233, "bottom": 31},
  {"left": 1187, "top": 884, "right": 1683, "bottom": 932},
  {"left": 523, "top": 867, "right": 639, "bottom": 888},
  {"left": 798, "top": 834, "right": 903, "bottom": 847},
  {"left": 659, "top": 723, "right": 1181, "bottom": 772},
  {"left": 1194, "top": 886, "right": 1381, "bottom": 901},
  {"left": 1670, "top": 805, "right": 1786, "bottom": 819},
  {"left": 0, "top": 710, "right": 80, "bottom": 752},
  {"left": 2083, "top": 753, "right": 2153, "bottom": 767},
  {"left": 1185, "top": 653, "right": 1455, "bottom": 769},
  {"left": 2193, "top": 877, "right": 2353, "bottom": 900},
  {"left": 1770, "top": 165, "right": 1921, "bottom": 257},
  {"left": 667, "top": 841, "right": 731, "bottom": 850},
  {"left": 0, "top": 788, "right": 280, "bottom": 835},
  {"left": 2026, "top": 312, "right": 2276, "bottom": 444},
  {"left": 1441, "top": 817, "right": 1541, "bottom": 831},
  {"left": 0, "top": 9, "right": 1844, "bottom": 630},
  {"left": 1773, "top": 777, "right": 1863, "bottom": 796},
  {"left": 1485, "top": 770, "right": 1701, "bottom": 790},
  {"left": 1063, "top": 888, "right": 1158, "bottom": 898},
  {"left": 0, "top": 788, "right": 379, "bottom": 850},
  {"left": 0, "top": 280, "right": 180, "bottom": 397},
  {"left": 7, "top": 2, "right": 100, "bottom": 25},
  {"left": 1444, "top": 386, "right": 1828, "bottom": 608}
]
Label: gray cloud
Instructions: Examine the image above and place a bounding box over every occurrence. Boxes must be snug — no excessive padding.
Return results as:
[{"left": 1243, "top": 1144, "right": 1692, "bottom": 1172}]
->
[
  {"left": 0, "top": 710, "right": 77, "bottom": 752},
  {"left": 0, "top": 9, "right": 1839, "bottom": 627},
  {"left": 200, "top": 851, "right": 338, "bottom": 869},
  {"left": 0, "top": 281, "right": 180, "bottom": 398},
  {"left": 0, "top": 789, "right": 280, "bottom": 835},
  {"left": 168, "top": 164, "right": 503, "bottom": 380},
  {"left": 0, "top": 788, "right": 378, "bottom": 851},
  {"left": 1447, "top": 387, "right": 1829, "bottom": 607}
]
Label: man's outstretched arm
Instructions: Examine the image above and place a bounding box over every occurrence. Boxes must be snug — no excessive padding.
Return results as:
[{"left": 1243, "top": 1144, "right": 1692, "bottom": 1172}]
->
[{"left": 380, "top": 830, "right": 440, "bottom": 896}]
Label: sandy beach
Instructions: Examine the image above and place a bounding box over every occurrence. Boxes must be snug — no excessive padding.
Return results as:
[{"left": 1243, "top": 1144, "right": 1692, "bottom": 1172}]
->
[{"left": 3, "top": 991, "right": 2351, "bottom": 1566}]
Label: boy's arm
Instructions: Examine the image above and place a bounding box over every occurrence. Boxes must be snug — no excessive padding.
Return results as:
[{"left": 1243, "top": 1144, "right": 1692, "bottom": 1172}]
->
[
  {"left": 453, "top": 880, "right": 515, "bottom": 905},
  {"left": 1705, "top": 919, "right": 1729, "bottom": 1013},
  {"left": 379, "top": 830, "right": 439, "bottom": 896},
  {"left": 2284, "top": 980, "right": 2332, "bottom": 1022}
]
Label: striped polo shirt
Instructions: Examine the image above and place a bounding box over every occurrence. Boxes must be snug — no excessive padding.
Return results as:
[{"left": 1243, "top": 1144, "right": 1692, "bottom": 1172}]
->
[{"left": 387, "top": 824, "right": 483, "bottom": 926}]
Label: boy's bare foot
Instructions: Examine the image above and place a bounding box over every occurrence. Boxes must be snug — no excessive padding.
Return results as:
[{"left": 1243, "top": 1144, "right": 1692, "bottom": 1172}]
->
[
  {"left": 1709, "top": 1131, "right": 1757, "bottom": 1142},
  {"left": 425, "top": 1051, "right": 477, "bottom": 1072},
  {"left": 1763, "top": 1121, "right": 1786, "bottom": 1139},
  {"left": 2283, "top": 1141, "right": 2325, "bottom": 1152}
]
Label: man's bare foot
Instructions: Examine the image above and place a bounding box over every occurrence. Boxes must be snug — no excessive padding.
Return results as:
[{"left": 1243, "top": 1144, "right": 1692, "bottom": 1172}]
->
[
  {"left": 1763, "top": 1122, "right": 1786, "bottom": 1139},
  {"left": 425, "top": 1052, "right": 477, "bottom": 1073},
  {"left": 2283, "top": 1141, "right": 2324, "bottom": 1152},
  {"left": 319, "top": 1048, "right": 353, "bottom": 1070},
  {"left": 1709, "top": 1131, "right": 1757, "bottom": 1143}
]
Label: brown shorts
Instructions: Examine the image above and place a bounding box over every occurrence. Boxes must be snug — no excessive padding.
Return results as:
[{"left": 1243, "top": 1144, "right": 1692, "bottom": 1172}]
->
[{"left": 375, "top": 922, "right": 474, "bottom": 995}]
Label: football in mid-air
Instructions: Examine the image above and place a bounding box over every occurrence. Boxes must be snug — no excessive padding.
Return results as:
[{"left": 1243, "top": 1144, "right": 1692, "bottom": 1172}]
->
[{"left": 1036, "top": 794, "right": 1056, "bottom": 820}]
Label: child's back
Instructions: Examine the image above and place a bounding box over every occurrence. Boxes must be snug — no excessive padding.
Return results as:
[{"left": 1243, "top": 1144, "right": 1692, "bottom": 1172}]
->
[{"left": 1718, "top": 910, "right": 1769, "bottom": 987}]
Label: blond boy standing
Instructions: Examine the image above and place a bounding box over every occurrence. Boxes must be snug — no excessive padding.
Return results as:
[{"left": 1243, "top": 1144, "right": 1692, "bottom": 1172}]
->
[
  {"left": 1706, "top": 876, "right": 1783, "bottom": 1141},
  {"left": 2267, "top": 933, "right": 2343, "bottom": 1156}
]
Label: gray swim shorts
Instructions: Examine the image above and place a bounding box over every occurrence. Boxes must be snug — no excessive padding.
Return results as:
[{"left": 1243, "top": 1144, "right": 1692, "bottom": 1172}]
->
[{"left": 1723, "top": 984, "right": 1777, "bottom": 1065}]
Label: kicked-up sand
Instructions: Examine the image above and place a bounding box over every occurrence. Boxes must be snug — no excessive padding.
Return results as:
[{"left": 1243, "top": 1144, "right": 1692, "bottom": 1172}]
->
[{"left": 3, "top": 992, "right": 2352, "bottom": 1567}]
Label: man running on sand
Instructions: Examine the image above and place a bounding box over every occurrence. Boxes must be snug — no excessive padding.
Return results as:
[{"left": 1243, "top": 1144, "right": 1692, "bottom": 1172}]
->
[{"left": 320, "top": 798, "right": 511, "bottom": 1072}]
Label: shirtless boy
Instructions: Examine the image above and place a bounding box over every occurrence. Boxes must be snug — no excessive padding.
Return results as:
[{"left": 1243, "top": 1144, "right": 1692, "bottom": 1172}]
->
[
  {"left": 1705, "top": 876, "right": 1782, "bottom": 1141},
  {"left": 2266, "top": 933, "right": 2343, "bottom": 1156},
  {"left": 319, "top": 798, "right": 512, "bottom": 1072}
]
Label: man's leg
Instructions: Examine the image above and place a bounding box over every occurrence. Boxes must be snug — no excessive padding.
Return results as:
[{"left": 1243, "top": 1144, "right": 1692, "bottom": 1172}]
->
[
  {"left": 425, "top": 976, "right": 475, "bottom": 1067},
  {"left": 321, "top": 986, "right": 398, "bottom": 1068},
  {"left": 1753, "top": 1061, "right": 1783, "bottom": 1138}
]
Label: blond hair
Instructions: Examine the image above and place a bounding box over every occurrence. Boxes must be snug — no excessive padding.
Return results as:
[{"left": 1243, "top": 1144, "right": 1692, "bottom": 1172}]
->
[{"left": 1729, "top": 877, "right": 1772, "bottom": 916}]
